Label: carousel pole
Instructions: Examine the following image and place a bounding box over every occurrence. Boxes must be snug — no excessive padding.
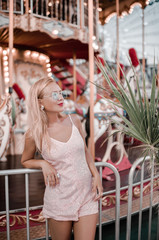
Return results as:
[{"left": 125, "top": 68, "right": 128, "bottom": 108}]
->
[
  {"left": 88, "top": 0, "right": 95, "bottom": 159},
  {"left": 0, "top": 48, "right": 3, "bottom": 97},
  {"left": 9, "top": 0, "right": 14, "bottom": 94},
  {"left": 73, "top": 51, "right": 77, "bottom": 101},
  {"left": 116, "top": 0, "right": 120, "bottom": 80},
  {"left": 157, "top": 63, "right": 159, "bottom": 88},
  {"left": 142, "top": 8, "right": 145, "bottom": 76}
]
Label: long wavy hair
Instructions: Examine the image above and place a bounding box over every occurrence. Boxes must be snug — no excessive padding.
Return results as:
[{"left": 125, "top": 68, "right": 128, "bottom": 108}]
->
[{"left": 27, "top": 77, "right": 56, "bottom": 152}]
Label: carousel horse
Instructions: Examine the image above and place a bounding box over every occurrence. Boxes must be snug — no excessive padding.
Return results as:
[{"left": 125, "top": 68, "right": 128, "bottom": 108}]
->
[
  {"left": 3, "top": 83, "right": 27, "bottom": 156},
  {"left": 9, "top": 83, "right": 27, "bottom": 155},
  {"left": 123, "top": 48, "right": 151, "bottom": 96},
  {"left": 12, "top": 83, "right": 26, "bottom": 130},
  {"left": 12, "top": 83, "right": 26, "bottom": 116},
  {"left": 92, "top": 56, "right": 141, "bottom": 178},
  {"left": 93, "top": 98, "right": 132, "bottom": 181},
  {"left": 123, "top": 48, "right": 140, "bottom": 96},
  {"left": 0, "top": 96, "right": 11, "bottom": 161}
]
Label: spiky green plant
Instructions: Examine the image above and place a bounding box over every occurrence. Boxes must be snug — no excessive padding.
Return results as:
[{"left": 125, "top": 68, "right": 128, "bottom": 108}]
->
[{"left": 95, "top": 57, "right": 159, "bottom": 163}]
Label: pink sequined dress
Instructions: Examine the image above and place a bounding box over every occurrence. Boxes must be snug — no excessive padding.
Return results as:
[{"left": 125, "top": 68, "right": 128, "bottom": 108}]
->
[{"left": 41, "top": 115, "right": 98, "bottom": 221}]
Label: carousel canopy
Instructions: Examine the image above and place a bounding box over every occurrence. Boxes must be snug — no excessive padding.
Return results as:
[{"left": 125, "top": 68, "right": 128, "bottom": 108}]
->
[
  {"left": 0, "top": 0, "right": 151, "bottom": 61},
  {"left": 100, "top": 1, "right": 159, "bottom": 65},
  {"left": 0, "top": 28, "right": 88, "bottom": 60},
  {"left": 99, "top": 0, "right": 148, "bottom": 25}
]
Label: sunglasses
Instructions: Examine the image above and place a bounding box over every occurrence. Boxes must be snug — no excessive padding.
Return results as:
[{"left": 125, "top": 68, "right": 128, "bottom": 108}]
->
[{"left": 43, "top": 90, "right": 68, "bottom": 100}]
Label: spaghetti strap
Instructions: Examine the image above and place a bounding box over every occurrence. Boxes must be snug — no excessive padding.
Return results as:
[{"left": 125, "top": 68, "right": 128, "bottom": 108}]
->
[{"left": 68, "top": 114, "right": 74, "bottom": 124}]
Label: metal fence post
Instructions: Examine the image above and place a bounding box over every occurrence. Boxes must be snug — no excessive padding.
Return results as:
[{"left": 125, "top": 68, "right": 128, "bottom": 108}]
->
[
  {"left": 99, "top": 166, "right": 102, "bottom": 240},
  {"left": 126, "top": 156, "right": 157, "bottom": 240},
  {"left": 138, "top": 162, "right": 144, "bottom": 240},
  {"left": 25, "top": 173, "right": 30, "bottom": 240},
  {"left": 5, "top": 175, "right": 10, "bottom": 240},
  {"left": 95, "top": 162, "right": 121, "bottom": 240},
  {"left": 148, "top": 157, "right": 154, "bottom": 240},
  {"left": 46, "top": 218, "right": 49, "bottom": 240}
]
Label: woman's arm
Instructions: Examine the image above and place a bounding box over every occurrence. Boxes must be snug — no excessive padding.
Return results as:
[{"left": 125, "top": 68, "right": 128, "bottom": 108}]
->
[
  {"left": 21, "top": 131, "right": 43, "bottom": 169},
  {"left": 21, "top": 131, "right": 59, "bottom": 187},
  {"left": 72, "top": 115, "right": 103, "bottom": 200}
]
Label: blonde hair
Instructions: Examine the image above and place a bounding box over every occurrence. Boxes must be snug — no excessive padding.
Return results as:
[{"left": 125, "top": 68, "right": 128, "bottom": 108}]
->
[{"left": 27, "top": 77, "right": 56, "bottom": 152}]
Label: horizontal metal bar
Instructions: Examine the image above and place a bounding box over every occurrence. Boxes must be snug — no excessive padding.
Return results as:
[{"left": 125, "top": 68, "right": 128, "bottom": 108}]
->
[
  {"left": 102, "top": 174, "right": 159, "bottom": 196},
  {"left": 0, "top": 205, "right": 43, "bottom": 215},
  {"left": 0, "top": 168, "right": 42, "bottom": 176},
  {"left": 0, "top": 10, "right": 22, "bottom": 14},
  {"left": 98, "top": 203, "right": 159, "bottom": 227},
  {"left": 0, "top": 162, "right": 158, "bottom": 185}
]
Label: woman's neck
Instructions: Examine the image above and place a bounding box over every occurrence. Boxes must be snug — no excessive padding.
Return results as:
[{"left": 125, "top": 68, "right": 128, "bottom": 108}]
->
[{"left": 46, "top": 112, "right": 60, "bottom": 127}]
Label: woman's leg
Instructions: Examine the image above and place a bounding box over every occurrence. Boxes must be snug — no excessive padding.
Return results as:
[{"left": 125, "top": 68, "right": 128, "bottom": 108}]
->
[
  {"left": 73, "top": 213, "right": 98, "bottom": 240},
  {"left": 49, "top": 218, "right": 73, "bottom": 240}
]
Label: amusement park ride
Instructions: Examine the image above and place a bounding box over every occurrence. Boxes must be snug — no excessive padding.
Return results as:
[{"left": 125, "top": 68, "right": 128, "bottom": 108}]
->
[
  {"left": 0, "top": 0, "right": 149, "bottom": 161},
  {"left": 0, "top": 0, "right": 159, "bottom": 239}
]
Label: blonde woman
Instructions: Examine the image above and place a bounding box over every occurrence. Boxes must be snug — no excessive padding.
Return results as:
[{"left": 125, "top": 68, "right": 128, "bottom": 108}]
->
[{"left": 21, "top": 77, "right": 103, "bottom": 240}]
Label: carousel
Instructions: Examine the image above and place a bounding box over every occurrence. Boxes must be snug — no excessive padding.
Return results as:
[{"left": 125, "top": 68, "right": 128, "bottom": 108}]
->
[{"left": 0, "top": 0, "right": 159, "bottom": 239}]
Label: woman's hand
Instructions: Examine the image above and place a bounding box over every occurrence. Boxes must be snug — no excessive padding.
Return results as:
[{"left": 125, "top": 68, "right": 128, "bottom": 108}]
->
[
  {"left": 92, "top": 174, "right": 103, "bottom": 201},
  {"left": 41, "top": 161, "right": 60, "bottom": 187}
]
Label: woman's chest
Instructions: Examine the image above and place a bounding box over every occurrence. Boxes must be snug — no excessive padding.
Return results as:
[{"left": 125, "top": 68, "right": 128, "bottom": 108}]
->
[{"left": 48, "top": 124, "right": 73, "bottom": 143}]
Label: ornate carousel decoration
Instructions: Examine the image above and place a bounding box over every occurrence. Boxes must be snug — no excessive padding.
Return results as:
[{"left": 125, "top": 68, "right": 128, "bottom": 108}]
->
[
  {"left": 0, "top": 96, "right": 11, "bottom": 161},
  {"left": 102, "top": 177, "right": 159, "bottom": 208},
  {"left": 0, "top": 177, "right": 158, "bottom": 228},
  {"left": 0, "top": 210, "right": 45, "bottom": 228}
]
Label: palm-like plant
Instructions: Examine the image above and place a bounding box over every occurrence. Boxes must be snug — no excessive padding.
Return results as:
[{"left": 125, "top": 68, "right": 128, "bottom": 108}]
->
[{"left": 95, "top": 57, "right": 159, "bottom": 163}]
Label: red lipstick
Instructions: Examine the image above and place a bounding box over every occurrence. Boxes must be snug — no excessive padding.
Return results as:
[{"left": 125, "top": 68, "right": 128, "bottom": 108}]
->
[{"left": 58, "top": 103, "right": 63, "bottom": 107}]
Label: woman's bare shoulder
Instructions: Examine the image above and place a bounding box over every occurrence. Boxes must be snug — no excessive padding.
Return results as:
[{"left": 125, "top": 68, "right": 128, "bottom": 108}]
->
[
  {"left": 70, "top": 113, "right": 79, "bottom": 121},
  {"left": 70, "top": 114, "right": 81, "bottom": 127}
]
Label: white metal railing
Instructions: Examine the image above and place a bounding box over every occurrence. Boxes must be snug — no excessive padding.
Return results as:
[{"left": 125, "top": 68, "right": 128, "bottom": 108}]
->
[
  {"left": 0, "top": 0, "right": 98, "bottom": 34},
  {"left": 0, "top": 168, "right": 46, "bottom": 240},
  {"left": 0, "top": 162, "right": 120, "bottom": 240},
  {"left": 0, "top": 0, "right": 24, "bottom": 14},
  {"left": 96, "top": 162, "right": 121, "bottom": 240},
  {"left": 126, "top": 156, "right": 159, "bottom": 240},
  {"left": 0, "top": 158, "right": 159, "bottom": 239}
]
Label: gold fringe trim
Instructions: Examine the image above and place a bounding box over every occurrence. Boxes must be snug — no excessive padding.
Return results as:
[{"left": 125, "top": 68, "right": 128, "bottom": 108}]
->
[
  {"left": 102, "top": 178, "right": 159, "bottom": 207},
  {"left": 0, "top": 211, "right": 45, "bottom": 227}
]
